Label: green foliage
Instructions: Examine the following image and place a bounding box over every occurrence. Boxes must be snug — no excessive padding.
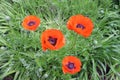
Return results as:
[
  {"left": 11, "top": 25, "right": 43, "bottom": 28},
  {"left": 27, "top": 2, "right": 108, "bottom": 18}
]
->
[{"left": 0, "top": 0, "right": 120, "bottom": 80}]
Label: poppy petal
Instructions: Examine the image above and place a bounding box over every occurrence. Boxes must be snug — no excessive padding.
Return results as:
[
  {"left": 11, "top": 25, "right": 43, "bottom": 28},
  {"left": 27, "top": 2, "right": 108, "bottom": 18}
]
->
[
  {"left": 41, "top": 29, "right": 65, "bottom": 51},
  {"left": 62, "top": 56, "right": 82, "bottom": 74},
  {"left": 67, "top": 14, "right": 94, "bottom": 37},
  {"left": 22, "top": 15, "right": 40, "bottom": 31}
]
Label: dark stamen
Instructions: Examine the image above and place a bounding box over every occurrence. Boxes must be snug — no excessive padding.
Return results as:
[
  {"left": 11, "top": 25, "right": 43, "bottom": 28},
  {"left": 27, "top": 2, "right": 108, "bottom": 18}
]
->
[
  {"left": 67, "top": 62, "right": 75, "bottom": 69},
  {"left": 76, "top": 24, "right": 85, "bottom": 30},
  {"left": 48, "top": 36, "right": 57, "bottom": 46},
  {"left": 27, "top": 21, "right": 36, "bottom": 26}
]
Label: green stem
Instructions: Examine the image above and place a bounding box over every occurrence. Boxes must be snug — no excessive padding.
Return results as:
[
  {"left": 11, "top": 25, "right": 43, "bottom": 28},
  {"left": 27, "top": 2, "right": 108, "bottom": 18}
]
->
[{"left": 68, "top": 33, "right": 79, "bottom": 51}]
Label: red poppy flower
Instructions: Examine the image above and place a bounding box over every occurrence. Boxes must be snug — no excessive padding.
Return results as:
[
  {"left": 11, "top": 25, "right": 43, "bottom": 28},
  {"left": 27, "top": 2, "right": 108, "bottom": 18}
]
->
[
  {"left": 22, "top": 15, "right": 40, "bottom": 31},
  {"left": 41, "top": 29, "right": 65, "bottom": 51},
  {"left": 67, "top": 14, "right": 94, "bottom": 37},
  {"left": 62, "top": 56, "right": 82, "bottom": 74}
]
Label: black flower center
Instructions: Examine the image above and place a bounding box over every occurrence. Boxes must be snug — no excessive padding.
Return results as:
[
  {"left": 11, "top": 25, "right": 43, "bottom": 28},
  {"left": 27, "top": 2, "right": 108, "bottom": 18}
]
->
[
  {"left": 48, "top": 36, "right": 57, "bottom": 46},
  {"left": 67, "top": 62, "right": 75, "bottom": 69},
  {"left": 28, "top": 21, "right": 36, "bottom": 26},
  {"left": 76, "top": 24, "right": 85, "bottom": 30}
]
